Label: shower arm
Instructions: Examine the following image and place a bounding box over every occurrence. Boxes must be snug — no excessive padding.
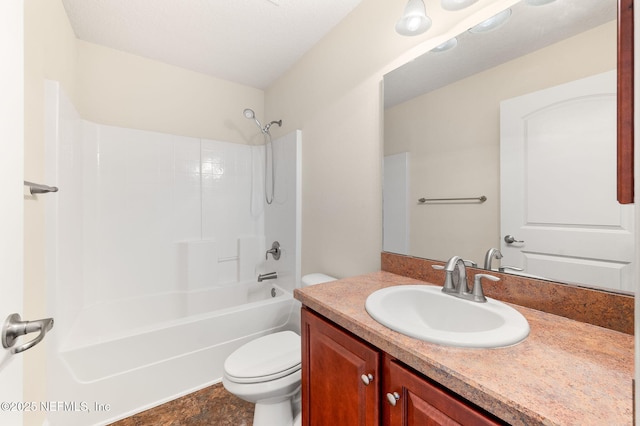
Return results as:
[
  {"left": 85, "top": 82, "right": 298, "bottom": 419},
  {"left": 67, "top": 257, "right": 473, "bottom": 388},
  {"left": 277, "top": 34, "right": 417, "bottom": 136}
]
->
[{"left": 263, "top": 120, "right": 283, "bottom": 134}]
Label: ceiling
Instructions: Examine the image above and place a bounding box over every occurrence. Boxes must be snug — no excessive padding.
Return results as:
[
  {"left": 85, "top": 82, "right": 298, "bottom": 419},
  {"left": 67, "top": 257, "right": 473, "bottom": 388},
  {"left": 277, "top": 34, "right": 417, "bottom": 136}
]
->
[
  {"left": 61, "top": 0, "right": 364, "bottom": 90},
  {"left": 384, "top": 0, "right": 617, "bottom": 108}
]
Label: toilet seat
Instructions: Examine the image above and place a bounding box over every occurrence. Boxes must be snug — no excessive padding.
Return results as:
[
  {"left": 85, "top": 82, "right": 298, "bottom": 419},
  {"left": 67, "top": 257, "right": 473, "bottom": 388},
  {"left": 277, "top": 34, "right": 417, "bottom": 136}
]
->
[{"left": 224, "top": 331, "right": 301, "bottom": 384}]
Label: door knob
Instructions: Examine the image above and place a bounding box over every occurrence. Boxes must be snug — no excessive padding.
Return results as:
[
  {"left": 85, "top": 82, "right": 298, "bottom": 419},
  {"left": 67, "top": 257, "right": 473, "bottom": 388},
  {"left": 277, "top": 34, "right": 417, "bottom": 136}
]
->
[
  {"left": 2, "top": 313, "right": 54, "bottom": 354},
  {"left": 504, "top": 235, "right": 524, "bottom": 244}
]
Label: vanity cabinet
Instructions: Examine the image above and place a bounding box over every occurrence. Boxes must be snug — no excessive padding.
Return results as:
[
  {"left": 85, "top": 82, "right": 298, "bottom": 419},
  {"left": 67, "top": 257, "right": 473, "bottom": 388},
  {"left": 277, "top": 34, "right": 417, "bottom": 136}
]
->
[
  {"left": 383, "top": 356, "right": 503, "bottom": 425},
  {"left": 301, "top": 307, "right": 504, "bottom": 426},
  {"left": 301, "top": 307, "right": 380, "bottom": 425}
]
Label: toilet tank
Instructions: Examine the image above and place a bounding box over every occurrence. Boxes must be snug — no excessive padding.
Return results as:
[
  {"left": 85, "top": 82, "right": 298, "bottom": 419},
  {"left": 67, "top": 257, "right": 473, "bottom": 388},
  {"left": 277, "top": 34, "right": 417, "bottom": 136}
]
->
[
  {"left": 301, "top": 273, "right": 337, "bottom": 287},
  {"left": 288, "top": 273, "right": 337, "bottom": 335}
]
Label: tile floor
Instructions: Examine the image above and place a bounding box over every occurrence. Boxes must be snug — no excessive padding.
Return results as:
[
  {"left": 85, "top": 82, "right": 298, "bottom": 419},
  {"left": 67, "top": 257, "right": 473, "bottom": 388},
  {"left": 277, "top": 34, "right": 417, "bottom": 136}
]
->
[{"left": 109, "top": 383, "right": 254, "bottom": 426}]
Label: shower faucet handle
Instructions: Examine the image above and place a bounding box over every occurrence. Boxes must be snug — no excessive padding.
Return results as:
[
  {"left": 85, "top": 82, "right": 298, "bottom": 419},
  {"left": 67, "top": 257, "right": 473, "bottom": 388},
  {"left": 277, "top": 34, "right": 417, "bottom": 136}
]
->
[{"left": 266, "top": 241, "right": 281, "bottom": 260}]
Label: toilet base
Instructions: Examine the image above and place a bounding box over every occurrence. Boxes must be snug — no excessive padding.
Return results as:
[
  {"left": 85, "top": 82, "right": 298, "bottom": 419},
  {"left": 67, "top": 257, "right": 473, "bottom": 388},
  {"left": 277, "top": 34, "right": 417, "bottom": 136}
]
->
[{"left": 254, "top": 398, "right": 294, "bottom": 426}]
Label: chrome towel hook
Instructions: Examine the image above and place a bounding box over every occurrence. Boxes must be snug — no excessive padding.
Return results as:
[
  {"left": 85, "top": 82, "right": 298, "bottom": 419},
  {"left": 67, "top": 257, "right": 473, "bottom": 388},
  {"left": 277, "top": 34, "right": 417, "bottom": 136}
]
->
[
  {"left": 2, "top": 313, "right": 54, "bottom": 354},
  {"left": 24, "top": 181, "right": 58, "bottom": 195}
]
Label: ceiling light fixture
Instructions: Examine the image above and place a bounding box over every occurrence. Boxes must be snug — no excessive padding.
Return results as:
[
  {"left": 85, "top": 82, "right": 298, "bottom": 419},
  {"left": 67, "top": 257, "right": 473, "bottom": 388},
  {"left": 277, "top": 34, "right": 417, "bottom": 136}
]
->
[
  {"left": 468, "top": 8, "right": 512, "bottom": 33},
  {"left": 431, "top": 37, "right": 458, "bottom": 52},
  {"left": 395, "top": 0, "right": 432, "bottom": 36},
  {"left": 441, "top": 0, "right": 479, "bottom": 11}
]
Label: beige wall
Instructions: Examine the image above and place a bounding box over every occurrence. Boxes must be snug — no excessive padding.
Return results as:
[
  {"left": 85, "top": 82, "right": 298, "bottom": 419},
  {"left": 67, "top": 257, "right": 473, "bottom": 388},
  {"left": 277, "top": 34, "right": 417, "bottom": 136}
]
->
[
  {"left": 266, "top": 0, "right": 519, "bottom": 278},
  {"left": 24, "top": 1, "right": 79, "bottom": 424},
  {"left": 384, "top": 21, "right": 616, "bottom": 264},
  {"left": 76, "top": 41, "right": 264, "bottom": 145}
]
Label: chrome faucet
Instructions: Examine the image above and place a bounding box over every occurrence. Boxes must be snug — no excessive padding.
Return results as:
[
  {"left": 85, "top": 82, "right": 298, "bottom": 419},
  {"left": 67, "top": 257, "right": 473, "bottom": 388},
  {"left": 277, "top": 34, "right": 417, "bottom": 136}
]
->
[
  {"left": 484, "top": 247, "right": 524, "bottom": 273},
  {"left": 443, "top": 256, "right": 470, "bottom": 295},
  {"left": 433, "top": 255, "right": 500, "bottom": 303},
  {"left": 483, "top": 248, "right": 502, "bottom": 270},
  {"left": 258, "top": 272, "right": 277, "bottom": 282}
]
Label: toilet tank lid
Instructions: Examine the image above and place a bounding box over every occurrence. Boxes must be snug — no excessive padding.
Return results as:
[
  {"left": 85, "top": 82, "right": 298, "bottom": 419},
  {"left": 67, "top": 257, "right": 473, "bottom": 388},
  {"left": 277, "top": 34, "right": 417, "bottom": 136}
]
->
[
  {"left": 224, "top": 331, "right": 301, "bottom": 380},
  {"left": 302, "top": 273, "right": 337, "bottom": 286}
]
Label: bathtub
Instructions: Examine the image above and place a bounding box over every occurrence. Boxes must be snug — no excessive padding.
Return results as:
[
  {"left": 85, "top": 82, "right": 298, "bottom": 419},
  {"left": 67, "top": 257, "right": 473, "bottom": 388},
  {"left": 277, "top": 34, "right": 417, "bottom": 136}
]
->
[{"left": 47, "top": 281, "right": 295, "bottom": 426}]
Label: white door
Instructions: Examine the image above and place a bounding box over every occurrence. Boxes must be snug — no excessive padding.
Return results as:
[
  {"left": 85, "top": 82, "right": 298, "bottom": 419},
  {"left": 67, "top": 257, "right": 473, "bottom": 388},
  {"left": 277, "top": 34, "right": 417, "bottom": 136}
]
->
[
  {"left": 0, "top": 1, "right": 25, "bottom": 425},
  {"left": 500, "top": 71, "right": 635, "bottom": 292},
  {"left": 383, "top": 153, "right": 410, "bottom": 255}
]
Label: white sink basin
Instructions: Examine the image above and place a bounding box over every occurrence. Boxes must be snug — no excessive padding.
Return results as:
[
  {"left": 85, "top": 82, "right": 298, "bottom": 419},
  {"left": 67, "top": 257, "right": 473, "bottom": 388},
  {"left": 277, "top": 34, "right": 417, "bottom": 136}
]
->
[{"left": 365, "top": 285, "right": 529, "bottom": 348}]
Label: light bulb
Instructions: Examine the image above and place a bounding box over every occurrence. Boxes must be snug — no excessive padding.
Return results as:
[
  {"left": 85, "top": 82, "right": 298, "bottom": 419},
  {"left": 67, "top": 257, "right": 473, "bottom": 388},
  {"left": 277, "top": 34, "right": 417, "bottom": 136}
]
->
[
  {"left": 395, "top": 0, "right": 432, "bottom": 36},
  {"left": 441, "top": 0, "right": 479, "bottom": 11},
  {"left": 526, "top": 0, "right": 556, "bottom": 5},
  {"left": 469, "top": 8, "right": 512, "bottom": 33},
  {"left": 431, "top": 37, "right": 458, "bottom": 52}
]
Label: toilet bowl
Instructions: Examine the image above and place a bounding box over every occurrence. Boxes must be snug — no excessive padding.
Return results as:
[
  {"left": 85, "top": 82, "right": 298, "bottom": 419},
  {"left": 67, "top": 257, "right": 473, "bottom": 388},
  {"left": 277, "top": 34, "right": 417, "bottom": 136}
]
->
[{"left": 222, "top": 273, "right": 336, "bottom": 426}]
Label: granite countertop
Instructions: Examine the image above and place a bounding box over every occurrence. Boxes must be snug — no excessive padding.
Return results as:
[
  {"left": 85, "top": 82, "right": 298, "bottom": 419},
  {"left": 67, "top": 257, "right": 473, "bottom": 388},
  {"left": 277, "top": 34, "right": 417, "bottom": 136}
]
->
[{"left": 294, "top": 271, "right": 634, "bottom": 426}]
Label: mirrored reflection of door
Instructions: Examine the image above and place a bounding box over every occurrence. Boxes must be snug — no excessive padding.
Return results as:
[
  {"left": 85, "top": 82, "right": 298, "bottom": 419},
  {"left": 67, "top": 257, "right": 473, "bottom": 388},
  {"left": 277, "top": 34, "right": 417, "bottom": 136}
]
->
[
  {"left": 500, "top": 71, "right": 635, "bottom": 292},
  {"left": 383, "top": 153, "right": 410, "bottom": 255}
]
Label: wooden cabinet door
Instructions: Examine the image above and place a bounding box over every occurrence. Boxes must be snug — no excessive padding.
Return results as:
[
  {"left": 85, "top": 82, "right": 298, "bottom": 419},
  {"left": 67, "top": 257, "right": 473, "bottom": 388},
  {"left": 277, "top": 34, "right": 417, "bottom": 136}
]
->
[
  {"left": 383, "top": 355, "right": 504, "bottom": 426},
  {"left": 301, "top": 308, "right": 380, "bottom": 426}
]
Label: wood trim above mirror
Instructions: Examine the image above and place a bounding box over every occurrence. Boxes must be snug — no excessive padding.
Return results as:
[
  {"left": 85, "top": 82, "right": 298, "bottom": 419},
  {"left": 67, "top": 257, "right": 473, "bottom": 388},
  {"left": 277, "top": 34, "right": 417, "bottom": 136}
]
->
[{"left": 618, "top": 0, "right": 634, "bottom": 204}]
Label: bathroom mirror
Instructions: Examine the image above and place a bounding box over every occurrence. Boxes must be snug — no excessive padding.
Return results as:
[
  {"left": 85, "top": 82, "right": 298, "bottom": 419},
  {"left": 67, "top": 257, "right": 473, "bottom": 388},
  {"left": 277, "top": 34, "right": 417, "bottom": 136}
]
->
[{"left": 383, "top": 0, "right": 635, "bottom": 293}]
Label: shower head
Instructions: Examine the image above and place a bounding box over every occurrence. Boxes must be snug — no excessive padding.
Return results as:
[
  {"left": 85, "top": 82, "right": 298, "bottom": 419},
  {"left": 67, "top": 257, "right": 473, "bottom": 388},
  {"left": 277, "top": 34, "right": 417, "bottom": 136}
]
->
[
  {"left": 244, "top": 108, "right": 264, "bottom": 132},
  {"left": 243, "top": 108, "right": 282, "bottom": 135}
]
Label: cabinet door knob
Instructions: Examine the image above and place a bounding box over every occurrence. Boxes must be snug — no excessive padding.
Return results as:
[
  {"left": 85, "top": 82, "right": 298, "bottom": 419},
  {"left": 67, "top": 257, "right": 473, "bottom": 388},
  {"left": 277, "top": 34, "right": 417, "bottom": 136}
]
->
[
  {"left": 386, "top": 392, "right": 400, "bottom": 406},
  {"left": 360, "top": 373, "right": 374, "bottom": 385}
]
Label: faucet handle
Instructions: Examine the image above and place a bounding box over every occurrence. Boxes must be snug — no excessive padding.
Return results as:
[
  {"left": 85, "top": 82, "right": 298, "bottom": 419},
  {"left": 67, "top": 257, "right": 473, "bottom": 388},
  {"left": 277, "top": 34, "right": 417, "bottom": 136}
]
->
[
  {"left": 499, "top": 265, "right": 523, "bottom": 272},
  {"left": 463, "top": 259, "right": 477, "bottom": 268},
  {"left": 471, "top": 273, "right": 500, "bottom": 303},
  {"left": 431, "top": 265, "right": 455, "bottom": 293},
  {"left": 265, "top": 241, "right": 281, "bottom": 260}
]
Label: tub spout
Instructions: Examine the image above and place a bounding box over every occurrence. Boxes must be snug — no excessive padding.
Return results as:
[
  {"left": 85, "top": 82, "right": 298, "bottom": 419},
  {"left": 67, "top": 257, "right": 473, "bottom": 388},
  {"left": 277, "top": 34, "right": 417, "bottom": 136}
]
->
[{"left": 258, "top": 272, "right": 277, "bottom": 282}]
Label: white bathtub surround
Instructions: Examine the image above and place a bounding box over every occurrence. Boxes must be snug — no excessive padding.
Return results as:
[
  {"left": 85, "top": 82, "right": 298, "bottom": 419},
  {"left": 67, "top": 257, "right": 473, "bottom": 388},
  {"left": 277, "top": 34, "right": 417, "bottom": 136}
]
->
[
  {"left": 79, "top": 124, "right": 264, "bottom": 302},
  {"left": 178, "top": 240, "right": 219, "bottom": 291},
  {"left": 263, "top": 130, "right": 303, "bottom": 335},
  {"left": 238, "top": 235, "right": 266, "bottom": 281},
  {"left": 44, "top": 80, "right": 301, "bottom": 425},
  {"left": 50, "top": 284, "right": 293, "bottom": 426},
  {"left": 61, "top": 284, "right": 290, "bottom": 380}
]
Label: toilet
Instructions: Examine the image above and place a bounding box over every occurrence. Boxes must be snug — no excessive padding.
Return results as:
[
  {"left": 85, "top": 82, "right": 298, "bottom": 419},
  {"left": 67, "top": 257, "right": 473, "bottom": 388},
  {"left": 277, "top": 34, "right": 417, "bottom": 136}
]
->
[{"left": 222, "top": 273, "right": 337, "bottom": 426}]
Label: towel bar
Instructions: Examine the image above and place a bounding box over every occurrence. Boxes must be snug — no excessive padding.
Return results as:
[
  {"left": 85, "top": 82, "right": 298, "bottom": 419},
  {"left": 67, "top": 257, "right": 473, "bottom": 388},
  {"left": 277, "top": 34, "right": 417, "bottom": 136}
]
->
[{"left": 418, "top": 195, "right": 486, "bottom": 204}]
